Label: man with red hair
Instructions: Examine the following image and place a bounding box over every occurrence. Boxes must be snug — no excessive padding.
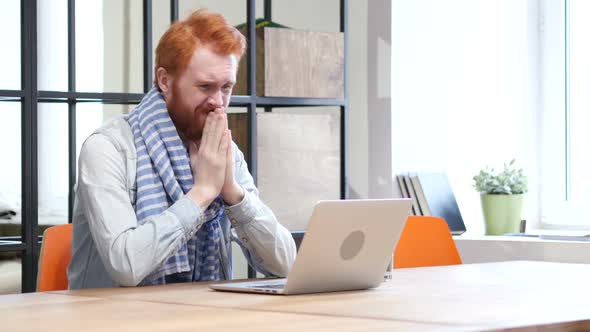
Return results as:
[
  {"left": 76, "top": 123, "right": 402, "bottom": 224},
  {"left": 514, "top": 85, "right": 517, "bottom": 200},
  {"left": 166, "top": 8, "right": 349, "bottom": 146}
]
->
[{"left": 68, "top": 9, "right": 296, "bottom": 288}]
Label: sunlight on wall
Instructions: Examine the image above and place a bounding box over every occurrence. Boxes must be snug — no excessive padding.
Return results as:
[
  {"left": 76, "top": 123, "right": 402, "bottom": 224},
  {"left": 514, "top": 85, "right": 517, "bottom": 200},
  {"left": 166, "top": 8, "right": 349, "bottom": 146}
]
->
[{"left": 391, "top": 0, "right": 540, "bottom": 234}]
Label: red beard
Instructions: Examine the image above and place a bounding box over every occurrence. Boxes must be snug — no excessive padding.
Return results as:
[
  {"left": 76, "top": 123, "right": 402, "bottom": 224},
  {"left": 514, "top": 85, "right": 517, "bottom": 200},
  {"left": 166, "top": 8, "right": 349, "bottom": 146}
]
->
[{"left": 166, "top": 93, "right": 212, "bottom": 143}]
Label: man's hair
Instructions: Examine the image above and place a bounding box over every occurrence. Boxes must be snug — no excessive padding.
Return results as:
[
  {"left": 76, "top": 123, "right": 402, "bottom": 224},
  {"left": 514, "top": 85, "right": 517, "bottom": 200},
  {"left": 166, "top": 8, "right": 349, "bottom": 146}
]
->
[{"left": 154, "top": 8, "right": 246, "bottom": 86}]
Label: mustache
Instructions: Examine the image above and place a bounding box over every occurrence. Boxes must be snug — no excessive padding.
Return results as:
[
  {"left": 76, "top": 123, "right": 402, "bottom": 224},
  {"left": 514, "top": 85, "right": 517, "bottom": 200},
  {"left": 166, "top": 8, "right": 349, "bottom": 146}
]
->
[{"left": 181, "top": 105, "right": 220, "bottom": 141}]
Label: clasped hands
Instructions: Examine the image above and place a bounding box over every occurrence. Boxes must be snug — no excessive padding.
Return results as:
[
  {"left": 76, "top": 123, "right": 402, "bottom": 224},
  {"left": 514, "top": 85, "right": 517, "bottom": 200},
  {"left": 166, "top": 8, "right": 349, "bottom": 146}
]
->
[{"left": 187, "top": 108, "right": 244, "bottom": 210}]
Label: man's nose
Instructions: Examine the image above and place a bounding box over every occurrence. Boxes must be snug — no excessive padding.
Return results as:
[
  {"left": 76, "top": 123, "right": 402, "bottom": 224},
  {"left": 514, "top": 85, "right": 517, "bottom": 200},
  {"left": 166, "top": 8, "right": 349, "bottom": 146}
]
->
[{"left": 206, "top": 90, "right": 223, "bottom": 109}]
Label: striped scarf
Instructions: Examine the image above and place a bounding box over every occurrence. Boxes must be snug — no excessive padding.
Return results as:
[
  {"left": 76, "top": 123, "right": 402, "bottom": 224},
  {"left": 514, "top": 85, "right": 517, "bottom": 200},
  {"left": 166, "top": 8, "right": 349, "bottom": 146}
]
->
[{"left": 126, "top": 87, "right": 223, "bottom": 284}]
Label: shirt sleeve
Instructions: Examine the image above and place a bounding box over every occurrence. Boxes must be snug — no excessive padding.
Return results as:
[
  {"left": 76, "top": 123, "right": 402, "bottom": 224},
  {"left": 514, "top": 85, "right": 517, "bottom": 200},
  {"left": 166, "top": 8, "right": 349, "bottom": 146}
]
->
[
  {"left": 224, "top": 143, "right": 297, "bottom": 277},
  {"left": 77, "top": 133, "right": 205, "bottom": 286}
]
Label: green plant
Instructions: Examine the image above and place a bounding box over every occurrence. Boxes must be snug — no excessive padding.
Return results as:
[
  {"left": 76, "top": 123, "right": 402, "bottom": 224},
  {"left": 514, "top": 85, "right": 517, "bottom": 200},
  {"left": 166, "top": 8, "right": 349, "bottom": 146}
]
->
[{"left": 473, "top": 159, "right": 528, "bottom": 195}]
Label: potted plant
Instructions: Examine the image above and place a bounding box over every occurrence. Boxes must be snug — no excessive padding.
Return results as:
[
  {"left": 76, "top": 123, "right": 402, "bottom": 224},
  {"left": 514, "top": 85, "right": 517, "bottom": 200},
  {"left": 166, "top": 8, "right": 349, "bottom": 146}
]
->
[{"left": 473, "top": 159, "right": 528, "bottom": 235}]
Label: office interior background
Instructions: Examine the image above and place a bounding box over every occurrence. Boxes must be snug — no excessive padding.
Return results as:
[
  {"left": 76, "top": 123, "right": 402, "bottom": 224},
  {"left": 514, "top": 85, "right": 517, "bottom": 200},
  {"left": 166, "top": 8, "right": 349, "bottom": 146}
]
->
[{"left": 0, "top": 0, "right": 588, "bottom": 294}]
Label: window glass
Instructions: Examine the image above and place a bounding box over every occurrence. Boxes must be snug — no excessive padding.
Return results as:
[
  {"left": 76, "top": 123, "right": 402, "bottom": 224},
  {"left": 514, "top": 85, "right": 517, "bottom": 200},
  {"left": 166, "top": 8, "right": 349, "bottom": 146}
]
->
[
  {"left": 38, "top": 103, "right": 68, "bottom": 226},
  {"left": 37, "top": 0, "right": 68, "bottom": 91},
  {"left": 76, "top": 0, "right": 143, "bottom": 93},
  {"left": 0, "top": 1, "right": 21, "bottom": 90},
  {"left": 152, "top": 1, "right": 171, "bottom": 88},
  {"left": 567, "top": 0, "right": 590, "bottom": 201},
  {"left": 540, "top": 0, "right": 590, "bottom": 227},
  {"left": 0, "top": 102, "right": 21, "bottom": 237}
]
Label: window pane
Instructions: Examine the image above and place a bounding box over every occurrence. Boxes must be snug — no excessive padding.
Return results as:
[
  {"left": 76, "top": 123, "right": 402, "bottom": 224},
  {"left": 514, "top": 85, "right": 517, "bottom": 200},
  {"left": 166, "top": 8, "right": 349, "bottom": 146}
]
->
[
  {"left": 76, "top": 0, "right": 143, "bottom": 93},
  {"left": 257, "top": 107, "right": 340, "bottom": 231},
  {"left": 152, "top": 1, "right": 171, "bottom": 89},
  {"left": 38, "top": 103, "right": 69, "bottom": 226},
  {"left": 568, "top": 0, "right": 590, "bottom": 201},
  {"left": 0, "top": 1, "right": 21, "bottom": 90},
  {"left": 0, "top": 251, "right": 21, "bottom": 295},
  {"left": 37, "top": 0, "right": 68, "bottom": 91},
  {"left": 0, "top": 102, "right": 21, "bottom": 238},
  {"left": 76, "top": 103, "right": 134, "bottom": 161}
]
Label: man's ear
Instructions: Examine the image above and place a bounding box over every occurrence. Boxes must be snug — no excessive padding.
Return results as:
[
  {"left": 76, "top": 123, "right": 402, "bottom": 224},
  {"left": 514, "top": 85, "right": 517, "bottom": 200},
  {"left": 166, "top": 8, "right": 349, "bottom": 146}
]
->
[{"left": 156, "top": 67, "right": 171, "bottom": 93}]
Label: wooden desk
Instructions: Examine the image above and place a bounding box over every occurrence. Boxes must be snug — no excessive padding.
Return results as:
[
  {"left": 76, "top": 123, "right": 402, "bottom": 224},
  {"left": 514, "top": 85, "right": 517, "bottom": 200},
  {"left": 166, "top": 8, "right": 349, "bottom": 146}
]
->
[
  {"left": 0, "top": 296, "right": 455, "bottom": 331},
  {"left": 2, "top": 261, "right": 590, "bottom": 331}
]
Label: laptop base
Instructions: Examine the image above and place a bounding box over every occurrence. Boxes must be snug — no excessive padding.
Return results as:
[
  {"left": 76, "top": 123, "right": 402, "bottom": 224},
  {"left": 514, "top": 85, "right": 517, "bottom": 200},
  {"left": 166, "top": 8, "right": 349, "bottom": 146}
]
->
[{"left": 210, "top": 279, "right": 287, "bottom": 295}]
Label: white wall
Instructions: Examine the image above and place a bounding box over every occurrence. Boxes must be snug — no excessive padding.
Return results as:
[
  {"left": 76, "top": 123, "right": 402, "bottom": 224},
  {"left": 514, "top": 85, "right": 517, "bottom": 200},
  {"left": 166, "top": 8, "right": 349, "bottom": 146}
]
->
[
  {"left": 348, "top": 2, "right": 369, "bottom": 199},
  {"left": 391, "top": 0, "right": 541, "bottom": 235},
  {"left": 366, "top": 1, "right": 393, "bottom": 199}
]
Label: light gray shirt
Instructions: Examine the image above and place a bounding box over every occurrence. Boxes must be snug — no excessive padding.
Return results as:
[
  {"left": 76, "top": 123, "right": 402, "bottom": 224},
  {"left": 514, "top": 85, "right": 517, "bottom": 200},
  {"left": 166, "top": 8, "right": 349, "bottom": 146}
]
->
[{"left": 67, "top": 116, "right": 296, "bottom": 289}]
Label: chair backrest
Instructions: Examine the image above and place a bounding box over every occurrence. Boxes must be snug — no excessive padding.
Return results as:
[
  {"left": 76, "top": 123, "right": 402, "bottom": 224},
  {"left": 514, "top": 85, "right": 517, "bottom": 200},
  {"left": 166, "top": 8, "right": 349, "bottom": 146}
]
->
[
  {"left": 37, "top": 224, "right": 73, "bottom": 291},
  {"left": 394, "top": 216, "right": 462, "bottom": 269}
]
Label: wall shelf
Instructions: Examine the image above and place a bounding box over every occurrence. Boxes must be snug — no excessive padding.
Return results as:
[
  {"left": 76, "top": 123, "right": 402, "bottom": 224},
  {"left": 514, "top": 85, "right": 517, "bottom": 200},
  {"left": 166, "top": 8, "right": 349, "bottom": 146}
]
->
[
  {"left": 238, "top": 0, "right": 349, "bottom": 277},
  {"left": 230, "top": 95, "right": 347, "bottom": 107}
]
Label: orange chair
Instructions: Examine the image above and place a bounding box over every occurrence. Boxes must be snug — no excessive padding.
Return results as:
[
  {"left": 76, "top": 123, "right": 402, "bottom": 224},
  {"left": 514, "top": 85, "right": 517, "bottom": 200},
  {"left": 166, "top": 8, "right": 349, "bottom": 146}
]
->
[
  {"left": 37, "top": 223, "right": 73, "bottom": 291},
  {"left": 394, "top": 216, "right": 462, "bottom": 269}
]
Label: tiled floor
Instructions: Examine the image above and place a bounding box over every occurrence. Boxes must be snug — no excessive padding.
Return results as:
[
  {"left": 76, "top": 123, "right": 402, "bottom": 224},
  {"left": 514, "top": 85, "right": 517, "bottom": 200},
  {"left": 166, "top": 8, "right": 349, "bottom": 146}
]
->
[{"left": 0, "top": 259, "right": 20, "bottom": 294}]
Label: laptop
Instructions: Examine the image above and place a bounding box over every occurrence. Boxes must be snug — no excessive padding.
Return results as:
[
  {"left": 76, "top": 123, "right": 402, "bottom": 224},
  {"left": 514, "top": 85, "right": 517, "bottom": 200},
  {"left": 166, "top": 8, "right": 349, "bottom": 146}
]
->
[{"left": 210, "top": 198, "right": 412, "bottom": 295}]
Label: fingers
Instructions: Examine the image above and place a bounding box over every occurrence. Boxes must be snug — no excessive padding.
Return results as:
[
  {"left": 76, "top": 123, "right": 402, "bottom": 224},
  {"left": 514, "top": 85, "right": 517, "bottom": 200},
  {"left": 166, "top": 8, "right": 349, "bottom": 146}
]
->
[
  {"left": 200, "top": 108, "right": 226, "bottom": 154},
  {"left": 210, "top": 113, "right": 226, "bottom": 151},
  {"left": 200, "top": 113, "right": 214, "bottom": 149},
  {"left": 219, "top": 129, "right": 230, "bottom": 155}
]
